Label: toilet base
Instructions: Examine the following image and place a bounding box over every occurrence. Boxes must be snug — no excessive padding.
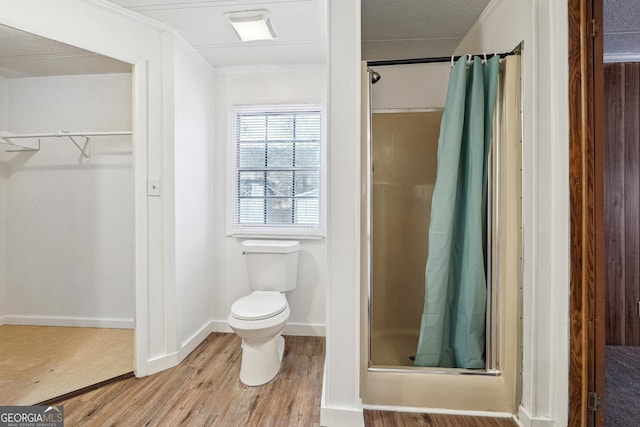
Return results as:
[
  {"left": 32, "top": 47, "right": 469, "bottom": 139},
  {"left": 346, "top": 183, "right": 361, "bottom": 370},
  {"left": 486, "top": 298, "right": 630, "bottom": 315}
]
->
[{"left": 239, "top": 335, "right": 285, "bottom": 386}]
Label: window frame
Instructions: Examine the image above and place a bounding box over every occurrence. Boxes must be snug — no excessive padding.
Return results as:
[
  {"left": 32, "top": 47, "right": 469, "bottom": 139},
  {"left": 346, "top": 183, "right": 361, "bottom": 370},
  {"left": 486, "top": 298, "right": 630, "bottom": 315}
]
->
[{"left": 227, "top": 103, "right": 327, "bottom": 238}]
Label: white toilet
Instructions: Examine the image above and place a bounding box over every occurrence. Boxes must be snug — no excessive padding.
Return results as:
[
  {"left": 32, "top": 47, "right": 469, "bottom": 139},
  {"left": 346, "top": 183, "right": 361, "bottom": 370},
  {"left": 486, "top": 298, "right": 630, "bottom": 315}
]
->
[{"left": 228, "top": 239, "right": 300, "bottom": 386}]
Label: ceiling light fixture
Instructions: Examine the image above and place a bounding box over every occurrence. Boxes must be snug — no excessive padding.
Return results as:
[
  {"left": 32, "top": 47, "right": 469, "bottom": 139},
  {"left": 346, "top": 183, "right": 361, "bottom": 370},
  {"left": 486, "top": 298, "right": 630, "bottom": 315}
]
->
[{"left": 225, "top": 10, "right": 277, "bottom": 42}]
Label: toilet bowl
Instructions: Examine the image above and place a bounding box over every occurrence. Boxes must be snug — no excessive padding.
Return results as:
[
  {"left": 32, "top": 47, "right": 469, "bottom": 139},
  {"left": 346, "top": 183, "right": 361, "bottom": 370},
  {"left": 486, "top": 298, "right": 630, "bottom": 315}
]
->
[
  {"left": 228, "top": 291, "right": 291, "bottom": 386},
  {"left": 228, "top": 240, "right": 299, "bottom": 386}
]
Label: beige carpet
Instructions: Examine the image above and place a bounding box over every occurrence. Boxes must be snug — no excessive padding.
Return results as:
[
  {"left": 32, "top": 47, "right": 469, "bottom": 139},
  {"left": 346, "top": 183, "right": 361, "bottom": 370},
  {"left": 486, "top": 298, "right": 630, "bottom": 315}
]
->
[{"left": 0, "top": 325, "right": 133, "bottom": 405}]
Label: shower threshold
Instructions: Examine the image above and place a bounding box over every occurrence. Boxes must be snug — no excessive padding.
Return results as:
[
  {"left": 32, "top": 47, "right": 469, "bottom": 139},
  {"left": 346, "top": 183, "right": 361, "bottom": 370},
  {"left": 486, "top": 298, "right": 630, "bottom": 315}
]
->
[{"left": 367, "top": 365, "right": 502, "bottom": 376}]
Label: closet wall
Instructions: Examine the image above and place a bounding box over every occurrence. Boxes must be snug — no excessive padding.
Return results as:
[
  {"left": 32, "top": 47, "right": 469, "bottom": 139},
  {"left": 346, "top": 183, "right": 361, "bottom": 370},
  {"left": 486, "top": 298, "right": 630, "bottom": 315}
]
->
[
  {"left": 3, "top": 73, "right": 134, "bottom": 327},
  {"left": 0, "top": 76, "right": 8, "bottom": 320},
  {"left": 605, "top": 62, "right": 640, "bottom": 346}
]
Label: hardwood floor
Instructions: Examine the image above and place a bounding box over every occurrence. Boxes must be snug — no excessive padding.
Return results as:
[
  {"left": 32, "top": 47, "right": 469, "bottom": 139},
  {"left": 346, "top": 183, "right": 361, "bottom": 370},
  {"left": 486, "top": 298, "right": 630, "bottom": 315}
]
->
[
  {"left": 55, "top": 333, "right": 519, "bottom": 426},
  {"left": 363, "top": 410, "right": 519, "bottom": 427},
  {"left": 56, "top": 333, "right": 324, "bottom": 426}
]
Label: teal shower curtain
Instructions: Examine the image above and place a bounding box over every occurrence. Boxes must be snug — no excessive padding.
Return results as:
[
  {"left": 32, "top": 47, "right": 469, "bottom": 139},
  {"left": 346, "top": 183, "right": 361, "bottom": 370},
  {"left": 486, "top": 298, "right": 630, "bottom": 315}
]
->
[{"left": 414, "top": 55, "right": 500, "bottom": 369}]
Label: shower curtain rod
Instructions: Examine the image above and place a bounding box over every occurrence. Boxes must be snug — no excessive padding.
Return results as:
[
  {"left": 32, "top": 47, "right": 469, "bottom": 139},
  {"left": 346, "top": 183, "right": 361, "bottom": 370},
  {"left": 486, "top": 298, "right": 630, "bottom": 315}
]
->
[{"left": 367, "top": 50, "right": 517, "bottom": 67}]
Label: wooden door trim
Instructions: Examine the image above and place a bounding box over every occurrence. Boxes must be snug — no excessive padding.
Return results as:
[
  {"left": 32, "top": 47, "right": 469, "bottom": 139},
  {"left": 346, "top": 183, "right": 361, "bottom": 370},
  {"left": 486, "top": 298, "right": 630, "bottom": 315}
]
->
[
  {"left": 592, "top": 0, "right": 605, "bottom": 425},
  {"left": 568, "top": 0, "right": 604, "bottom": 425}
]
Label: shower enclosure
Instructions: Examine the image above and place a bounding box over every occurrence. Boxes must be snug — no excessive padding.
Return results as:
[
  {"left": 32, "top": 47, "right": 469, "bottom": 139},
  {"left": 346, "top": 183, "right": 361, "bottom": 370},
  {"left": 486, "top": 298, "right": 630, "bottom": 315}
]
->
[
  {"left": 369, "top": 109, "right": 442, "bottom": 367},
  {"left": 360, "top": 51, "right": 523, "bottom": 411}
]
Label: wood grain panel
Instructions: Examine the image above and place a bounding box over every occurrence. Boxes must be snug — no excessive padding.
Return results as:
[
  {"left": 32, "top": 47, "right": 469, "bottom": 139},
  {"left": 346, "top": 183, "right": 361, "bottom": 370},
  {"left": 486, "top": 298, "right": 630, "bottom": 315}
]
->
[
  {"left": 623, "top": 63, "right": 640, "bottom": 346},
  {"left": 605, "top": 63, "right": 626, "bottom": 345},
  {"left": 604, "top": 62, "right": 640, "bottom": 346},
  {"left": 55, "top": 334, "right": 324, "bottom": 426}
]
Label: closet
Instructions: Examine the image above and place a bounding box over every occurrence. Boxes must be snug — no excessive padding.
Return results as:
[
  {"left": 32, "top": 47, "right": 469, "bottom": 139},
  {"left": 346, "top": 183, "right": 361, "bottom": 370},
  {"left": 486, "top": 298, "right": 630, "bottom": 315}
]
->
[{"left": 0, "top": 25, "right": 134, "bottom": 405}]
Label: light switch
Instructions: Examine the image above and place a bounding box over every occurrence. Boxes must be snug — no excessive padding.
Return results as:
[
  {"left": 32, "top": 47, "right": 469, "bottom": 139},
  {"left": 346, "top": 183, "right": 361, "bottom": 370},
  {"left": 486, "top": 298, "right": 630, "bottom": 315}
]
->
[{"left": 148, "top": 178, "right": 161, "bottom": 197}]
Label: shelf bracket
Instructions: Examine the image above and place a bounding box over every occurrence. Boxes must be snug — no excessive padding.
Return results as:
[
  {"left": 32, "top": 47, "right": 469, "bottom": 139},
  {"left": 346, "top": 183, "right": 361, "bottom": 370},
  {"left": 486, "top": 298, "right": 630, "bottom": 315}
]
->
[{"left": 0, "top": 134, "right": 40, "bottom": 152}]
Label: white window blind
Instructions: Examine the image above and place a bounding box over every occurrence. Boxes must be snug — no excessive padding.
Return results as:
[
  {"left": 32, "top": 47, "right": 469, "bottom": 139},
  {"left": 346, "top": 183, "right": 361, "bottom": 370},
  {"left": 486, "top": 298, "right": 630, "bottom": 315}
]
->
[{"left": 231, "top": 105, "right": 325, "bottom": 237}]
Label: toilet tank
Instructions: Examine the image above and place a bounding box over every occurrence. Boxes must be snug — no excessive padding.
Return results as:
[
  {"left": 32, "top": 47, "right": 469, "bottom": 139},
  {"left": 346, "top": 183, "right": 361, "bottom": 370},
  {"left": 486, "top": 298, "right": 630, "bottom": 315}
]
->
[{"left": 242, "top": 240, "right": 300, "bottom": 292}]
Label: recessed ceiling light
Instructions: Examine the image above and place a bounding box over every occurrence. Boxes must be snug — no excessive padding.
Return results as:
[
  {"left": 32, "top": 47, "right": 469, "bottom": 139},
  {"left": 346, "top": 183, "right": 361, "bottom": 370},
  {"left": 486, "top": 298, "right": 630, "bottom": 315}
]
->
[{"left": 225, "top": 10, "right": 277, "bottom": 42}]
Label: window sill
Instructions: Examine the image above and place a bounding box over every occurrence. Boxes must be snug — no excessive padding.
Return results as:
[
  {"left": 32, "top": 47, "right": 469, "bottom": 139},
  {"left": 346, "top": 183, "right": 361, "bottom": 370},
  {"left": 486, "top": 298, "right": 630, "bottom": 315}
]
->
[{"left": 228, "top": 230, "right": 325, "bottom": 240}]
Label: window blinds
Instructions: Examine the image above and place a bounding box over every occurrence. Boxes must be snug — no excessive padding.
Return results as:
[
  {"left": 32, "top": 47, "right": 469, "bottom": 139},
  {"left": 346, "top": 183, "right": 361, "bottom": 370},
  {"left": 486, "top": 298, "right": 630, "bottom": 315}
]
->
[{"left": 234, "top": 106, "right": 323, "bottom": 231}]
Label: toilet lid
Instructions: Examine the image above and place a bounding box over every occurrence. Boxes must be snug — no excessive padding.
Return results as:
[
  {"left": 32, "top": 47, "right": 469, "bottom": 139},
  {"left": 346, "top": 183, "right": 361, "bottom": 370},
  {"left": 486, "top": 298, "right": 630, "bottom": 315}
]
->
[{"left": 231, "top": 291, "right": 287, "bottom": 321}]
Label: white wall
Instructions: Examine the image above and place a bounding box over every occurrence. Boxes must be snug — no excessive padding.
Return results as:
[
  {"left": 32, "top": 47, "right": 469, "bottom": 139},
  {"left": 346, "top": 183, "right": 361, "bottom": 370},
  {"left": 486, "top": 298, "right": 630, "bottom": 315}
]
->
[
  {"left": 211, "top": 65, "right": 327, "bottom": 335},
  {"left": 370, "top": 62, "right": 449, "bottom": 110},
  {"left": 322, "top": 0, "right": 365, "bottom": 425},
  {"left": 0, "top": 0, "right": 213, "bottom": 377},
  {"left": 4, "top": 74, "right": 134, "bottom": 327},
  {"left": 171, "top": 35, "right": 214, "bottom": 353},
  {"left": 455, "top": 1, "right": 569, "bottom": 426},
  {"left": 0, "top": 76, "right": 8, "bottom": 321}
]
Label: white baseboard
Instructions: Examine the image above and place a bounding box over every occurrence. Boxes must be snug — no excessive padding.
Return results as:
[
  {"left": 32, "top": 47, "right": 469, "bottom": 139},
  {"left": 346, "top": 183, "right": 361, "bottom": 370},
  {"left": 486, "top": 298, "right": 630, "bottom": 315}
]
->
[
  {"left": 362, "top": 404, "right": 517, "bottom": 420},
  {"left": 210, "top": 321, "right": 233, "bottom": 333},
  {"left": 320, "top": 407, "right": 365, "bottom": 427},
  {"left": 518, "top": 406, "right": 553, "bottom": 427},
  {"left": 147, "top": 321, "right": 214, "bottom": 376},
  {"left": 284, "top": 323, "right": 326, "bottom": 336},
  {"left": 177, "top": 321, "right": 213, "bottom": 364},
  {"left": 604, "top": 53, "right": 640, "bottom": 63},
  {"left": 320, "top": 362, "right": 365, "bottom": 427},
  {"left": 210, "top": 320, "right": 325, "bottom": 337},
  {"left": 4, "top": 315, "right": 134, "bottom": 329},
  {"left": 147, "top": 352, "right": 178, "bottom": 375}
]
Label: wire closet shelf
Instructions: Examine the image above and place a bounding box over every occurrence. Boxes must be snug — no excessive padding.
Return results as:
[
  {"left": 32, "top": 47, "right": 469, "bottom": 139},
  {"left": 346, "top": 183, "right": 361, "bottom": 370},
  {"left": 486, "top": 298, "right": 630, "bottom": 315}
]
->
[{"left": 0, "top": 130, "right": 133, "bottom": 158}]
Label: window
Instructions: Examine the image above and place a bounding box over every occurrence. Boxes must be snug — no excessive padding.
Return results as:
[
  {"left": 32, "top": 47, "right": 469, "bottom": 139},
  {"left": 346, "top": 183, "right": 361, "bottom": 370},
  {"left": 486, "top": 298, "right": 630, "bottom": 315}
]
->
[{"left": 230, "top": 104, "right": 325, "bottom": 237}]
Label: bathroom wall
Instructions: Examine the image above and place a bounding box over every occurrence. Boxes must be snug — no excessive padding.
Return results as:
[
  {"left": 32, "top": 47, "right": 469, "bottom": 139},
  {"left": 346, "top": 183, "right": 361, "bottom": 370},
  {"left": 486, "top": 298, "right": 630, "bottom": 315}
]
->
[
  {"left": 0, "top": 76, "right": 8, "bottom": 321},
  {"left": 212, "top": 64, "right": 327, "bottom": 335},
  {"left": 4, "top": 73, "right": 134, "bottom": 327},
  {"left": 171, "top": 35, "right": 214, "bottom": 351}
]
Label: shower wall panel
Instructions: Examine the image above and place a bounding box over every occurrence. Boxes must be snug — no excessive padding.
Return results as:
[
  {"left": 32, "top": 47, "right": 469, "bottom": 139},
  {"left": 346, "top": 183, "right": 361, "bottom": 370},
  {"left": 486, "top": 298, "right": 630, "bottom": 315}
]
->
[{"left": 370, "top": 111, "right": 441, "bottom": 366}]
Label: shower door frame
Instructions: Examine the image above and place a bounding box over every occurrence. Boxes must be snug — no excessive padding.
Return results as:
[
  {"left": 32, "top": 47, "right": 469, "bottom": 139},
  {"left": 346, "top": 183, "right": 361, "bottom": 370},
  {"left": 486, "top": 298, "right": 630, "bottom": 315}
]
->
[
  {"left": 364, "top": 69, "right": 500, "bottom": 375},
  {"left": 360, "top": 54, "right": 524, "bottom": 412}
]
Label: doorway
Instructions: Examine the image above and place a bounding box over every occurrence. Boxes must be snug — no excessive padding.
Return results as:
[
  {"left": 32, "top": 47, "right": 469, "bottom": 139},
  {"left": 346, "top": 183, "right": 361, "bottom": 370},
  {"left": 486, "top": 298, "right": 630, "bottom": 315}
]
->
[
  {"left": 0, "top": 25, "right": 135, "bottom": 404},
  {"left": 603, "top": 60, "right": 640, "bottom": 426},
  {"left": 568, "top": 0, "right": 640, "bottom": 425}
]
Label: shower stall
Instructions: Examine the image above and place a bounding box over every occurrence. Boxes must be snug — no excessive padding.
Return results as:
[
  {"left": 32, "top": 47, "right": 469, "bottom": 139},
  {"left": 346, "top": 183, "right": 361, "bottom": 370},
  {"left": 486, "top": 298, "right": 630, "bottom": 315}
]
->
[{"left": 360, "top": 51, "right": 523, "bottom": 411}]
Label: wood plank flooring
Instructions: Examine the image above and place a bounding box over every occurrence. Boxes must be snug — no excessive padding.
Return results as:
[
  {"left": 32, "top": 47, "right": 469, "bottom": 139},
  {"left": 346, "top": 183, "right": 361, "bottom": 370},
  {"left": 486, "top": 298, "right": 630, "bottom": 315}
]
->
[
  {"left": 57, "top": 333, "right": 323, "bottom": 426},
  {"left": 55, "top": 332, "right": 519, "bottom": 426},
  {"left": 363, "top": 410, "right": 519, "bottom": 427}
]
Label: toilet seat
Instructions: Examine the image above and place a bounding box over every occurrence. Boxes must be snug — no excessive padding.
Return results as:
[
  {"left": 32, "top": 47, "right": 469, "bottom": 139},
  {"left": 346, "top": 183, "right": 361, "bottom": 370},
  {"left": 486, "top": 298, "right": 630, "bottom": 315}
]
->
[{"left": 231, "top": 291, "right": 287, "bottom": 321}]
